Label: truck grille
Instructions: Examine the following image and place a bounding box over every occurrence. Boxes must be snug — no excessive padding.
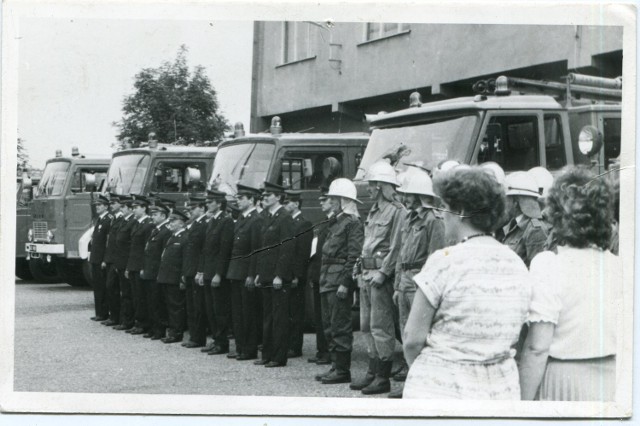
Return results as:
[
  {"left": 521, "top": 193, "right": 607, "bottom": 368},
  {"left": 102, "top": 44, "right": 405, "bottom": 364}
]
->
[{"left": 32, "top": 221, "right": 48, "bottom": 241}]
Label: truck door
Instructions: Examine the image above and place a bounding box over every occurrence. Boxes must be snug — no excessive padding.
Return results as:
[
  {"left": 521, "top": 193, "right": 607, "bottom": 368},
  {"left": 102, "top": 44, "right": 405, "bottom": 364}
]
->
[
  {"left": 65, "top": 166, "right": 108, "bottom": 258},
  {"left": 279, "top": 149, "right": 345, "bottom": 224},
  {"left": 149, "top": 160, "right": 208, "bottom": 207},
  {"left": 473, "top": 111, "right": 544, "bottom": 172}
]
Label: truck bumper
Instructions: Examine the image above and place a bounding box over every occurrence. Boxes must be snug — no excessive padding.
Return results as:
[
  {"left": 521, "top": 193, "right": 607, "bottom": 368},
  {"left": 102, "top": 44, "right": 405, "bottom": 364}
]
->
[{"left": 25, "top": 243, "right": 65, "bottom": 255}]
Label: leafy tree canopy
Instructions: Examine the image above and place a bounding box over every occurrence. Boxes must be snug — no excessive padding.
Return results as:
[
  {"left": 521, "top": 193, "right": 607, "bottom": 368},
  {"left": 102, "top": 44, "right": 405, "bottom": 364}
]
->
[
  {"left": 113, "top": 45, "right": 229, "bottom": 148},
  {"left": 17, "top": 137, "right": 30, "bottom": 173}
]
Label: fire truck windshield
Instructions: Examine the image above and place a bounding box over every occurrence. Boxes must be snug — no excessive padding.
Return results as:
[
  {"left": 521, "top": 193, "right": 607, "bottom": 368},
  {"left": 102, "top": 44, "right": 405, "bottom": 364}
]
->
[
  {"left": 105, "top": 153, "right": 151, "bottom": 195},
  {"left": 208, "top": 142, "right": 275, "bottom": 194},
  {"left": 354, "top": 115, "right": 477, "bottom": 179},
  {"left": 36, "top": 161, "right": 70, "bottom": 197}
]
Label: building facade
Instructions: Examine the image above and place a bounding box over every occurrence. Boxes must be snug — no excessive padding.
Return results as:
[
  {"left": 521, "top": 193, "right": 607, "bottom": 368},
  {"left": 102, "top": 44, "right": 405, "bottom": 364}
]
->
[{"left": 250, "top": 22, "right": 623, "bottom": 133}]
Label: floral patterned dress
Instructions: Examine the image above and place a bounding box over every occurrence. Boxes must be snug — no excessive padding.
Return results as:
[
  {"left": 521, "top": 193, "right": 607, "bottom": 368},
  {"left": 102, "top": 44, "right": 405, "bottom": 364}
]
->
[{"left": 403, "top": 240, "right": 531, "bottom": 400}]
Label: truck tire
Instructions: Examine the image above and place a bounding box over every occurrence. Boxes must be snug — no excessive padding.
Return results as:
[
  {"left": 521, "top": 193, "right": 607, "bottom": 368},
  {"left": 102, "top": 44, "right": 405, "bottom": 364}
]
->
[
  {"left": 15, "top": 258, "right": 33, "bottom": 281},
  {"left": 28, "top": 258, "right": 63, "bottom": 283},
  {"left": 63, "top": 261, "right": 93, "bottom": 288}
]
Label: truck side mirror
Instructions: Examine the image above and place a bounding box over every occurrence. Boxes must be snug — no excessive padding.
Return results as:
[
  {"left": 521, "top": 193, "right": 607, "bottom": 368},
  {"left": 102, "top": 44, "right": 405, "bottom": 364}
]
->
[
  {"left": 84, "top": 173, "right": 97, "bottom": 192},
  {"left": 184, "top": 167, "right": 202, "bottom": 186},
  {"left": 578, "top": 125, "right": 604, "bottom": 157},
  {"left": 303, "top": 159, "right": 314, "bottom": 178},
  {"left": 22, "top": 177, "right": 33, "bottom": 190},
  {"left": 322, "top": 157, "right": 342, "bottom": 179}
]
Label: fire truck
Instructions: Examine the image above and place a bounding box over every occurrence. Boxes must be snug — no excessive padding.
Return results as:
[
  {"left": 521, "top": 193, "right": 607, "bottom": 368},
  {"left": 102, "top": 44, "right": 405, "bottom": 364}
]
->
[
  {"left": 356, "top": 73, "right": 622, "bottom": 199},
  {"left": 209, "top": 120, "right": 369, "bottom": 327},
  {"left": 15, "top": 170, "right": 47, "bottom": 280},
  {"left": 25, "top": 148, "right": 110, "bottom": 286}
]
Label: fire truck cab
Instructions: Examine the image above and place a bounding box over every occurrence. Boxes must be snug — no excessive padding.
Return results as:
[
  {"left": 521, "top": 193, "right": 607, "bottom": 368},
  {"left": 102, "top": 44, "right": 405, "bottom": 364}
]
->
[{"left": 25, "top": 149, "right": 110, "bottom": 286}]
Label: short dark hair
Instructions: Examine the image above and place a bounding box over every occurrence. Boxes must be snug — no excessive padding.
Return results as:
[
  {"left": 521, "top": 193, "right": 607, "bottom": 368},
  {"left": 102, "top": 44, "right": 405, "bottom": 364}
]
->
[
  {"left": 433, "top": 166, "right": 506, "bottom": 233},
  {"left": 545, "top": 166, "right": 612, "bottom": 249}
]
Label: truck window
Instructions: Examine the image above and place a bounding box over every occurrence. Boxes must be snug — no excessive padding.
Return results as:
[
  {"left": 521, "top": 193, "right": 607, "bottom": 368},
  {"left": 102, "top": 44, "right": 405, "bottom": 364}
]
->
[
  {"left": 36, "top": 161, "right": 70, "bottom": 197},
  {"left": 280, "top": 152, "right": 343, "bottom": 190},
  {"left": 603, "top": 118, "right": 621, "bottom": 168},
  {"left": 544, "top": 115, "right": 567, "bottom": 170},
  {"left": 479, "top": 116, "right": 540, "bottom": 172},
  {"left": 151, "top": 162, "right": 207, "bottom": 193},
  {"left": 71, "top": 169, "right": 108, "bottom": 192}
]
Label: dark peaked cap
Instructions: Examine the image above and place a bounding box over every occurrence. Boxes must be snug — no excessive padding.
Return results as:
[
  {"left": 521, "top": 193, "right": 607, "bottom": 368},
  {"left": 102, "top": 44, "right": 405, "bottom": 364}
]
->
[
  {"left": 130, "top": 194, "right": 150, "bottom": 207},
  {"left": 236, "top": 183, "right": 261, "bottom": 197},
  {"left": 149, "top": 202, "right": 170, "bottom": 215},
  {"left": 206, "top": 189, "right": 227, "bottom": 201},
  {"left": 92, "top": 194, "right": 110, "bottom": 205},
  {"left": 187, "top": 195, "right": 208, "bottom": 206},
  {"left": 284, "top": 190, "right": 302, "bottom": 203},
  {"left": 261, "top": 181, "right": 286, "bottom": 195},
  {"left": 169, "top": 208, "right": 189, "bottom": 222},
  {"left": 118, "top": 195, "right": 133, "bottom": 206}
]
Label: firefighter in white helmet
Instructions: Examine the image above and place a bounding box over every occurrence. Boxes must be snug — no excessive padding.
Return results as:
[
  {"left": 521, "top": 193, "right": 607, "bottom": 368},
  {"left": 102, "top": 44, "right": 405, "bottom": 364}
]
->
[
  {"left": 499, "top": 171, "right": 549, "bottom": 268},
  {"left": 314, "top": 178, "right": 364, "bottom": 385},
  {"left": 527, "top": 166, "right": 558, "bottom": 251},
  {"left": 387, "top": 166, "right": 446, "bottom": 398},
  {"left": 351, "top": 160, "right": 406, "bottom": 395}
]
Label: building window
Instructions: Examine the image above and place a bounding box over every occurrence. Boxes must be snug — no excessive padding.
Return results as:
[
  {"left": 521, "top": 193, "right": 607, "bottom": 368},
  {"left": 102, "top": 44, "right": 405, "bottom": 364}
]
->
[
  {"left": 281, "top": 22, "right": 316, "bottom": 64},
  {"left": 365, "top": 22, "right": 410, "bottom": 41}
]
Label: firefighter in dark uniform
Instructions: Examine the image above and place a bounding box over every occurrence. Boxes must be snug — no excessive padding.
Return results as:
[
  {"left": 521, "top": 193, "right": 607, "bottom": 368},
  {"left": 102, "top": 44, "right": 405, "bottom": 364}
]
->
[
  {"left": 352, "top": 160, "right": 406, "bottom": 395},
  {"left": 157, "top": 209, "right": 189, "bottom": 344},
  {"left": 102, "top": 193, "right": 124, "bottom": 326},
  {"left": 253, "top": 182, "right": 295, "bottom": 368},
  {"left": 226, "top": 184, "right": 263, "bottom": 361},
  {"left": 200, "top": 189, "right": 235, "bottom": 355},
  {"left": 314, "top": 178, "right": 364, "bottom": 384},
  {"left": 140, "top": 202, "right": 172, "bottom": 340},
  {"left": 306, "top": 187, "right": 333, "bottom": 365},
  {"left": 500, "top": 171, "right": 548, "bottom": 267},
  {"left": 89, "top": 194, "right": 112, "bottom": 321},
  {"left": 126, "top": 195, "right": 155, "bottom": 335},
  {"left": 182, "top": 195, "right": 209, "bottom": 348},
  {"left": 389, "top": 167, "right": 445, "bottom": 398},
  {"left": 113, "top": 195, "right": 137, "bottom": 331},
  {"left": 283, "top": 190, "right": 313, "bottom": 359}
]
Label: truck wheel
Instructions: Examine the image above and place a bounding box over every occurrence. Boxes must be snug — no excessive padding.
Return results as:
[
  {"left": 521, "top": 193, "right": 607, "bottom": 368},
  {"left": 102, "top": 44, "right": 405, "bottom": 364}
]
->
[
  {"left": 28, "top": 258, "right": 63, "bottom": 283},
  {"left": 63, "top": 261, "right": 93, "bottom": 288},
  {"left": 15, "top": 258, "right": 33, "bottom": 281}
]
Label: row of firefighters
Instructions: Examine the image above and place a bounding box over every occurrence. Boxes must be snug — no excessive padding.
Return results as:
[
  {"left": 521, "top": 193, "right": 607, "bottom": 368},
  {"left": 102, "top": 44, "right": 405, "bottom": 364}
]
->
[{"left": 88, "top": 159, "right": 619, "bottom": 399}]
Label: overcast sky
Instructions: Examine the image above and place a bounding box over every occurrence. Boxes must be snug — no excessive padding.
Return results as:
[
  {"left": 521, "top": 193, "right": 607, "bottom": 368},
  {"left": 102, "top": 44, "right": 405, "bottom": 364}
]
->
[{"left": 18, "top": 18, "right": 253, "bottom": 169}]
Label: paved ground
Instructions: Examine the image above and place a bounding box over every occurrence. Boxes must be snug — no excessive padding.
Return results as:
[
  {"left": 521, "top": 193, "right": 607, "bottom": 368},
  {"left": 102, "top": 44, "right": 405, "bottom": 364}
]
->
[{"left": 13, "top": 279, "right": 404, "bottom": 397}]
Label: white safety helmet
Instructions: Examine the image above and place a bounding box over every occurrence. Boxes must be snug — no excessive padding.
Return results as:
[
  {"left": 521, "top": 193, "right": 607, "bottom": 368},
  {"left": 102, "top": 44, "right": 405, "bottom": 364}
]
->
[
  {"left": 398, "top": 168, "right": 437, "bottom": 198},
  {"left": 505, "top": 171, "right": 540, "bottom": 198},
  {"left": 527, "top": 167, "right": 553, "bottom": 198},
  {"left": 364, "top": 160, "right": 400, "bottom": 186},
  {"left": 480, "top": 162, "right": 506, "bottom": 187},
  {"left": 326, "top": 178, "right": 362, "bottom": 204}
]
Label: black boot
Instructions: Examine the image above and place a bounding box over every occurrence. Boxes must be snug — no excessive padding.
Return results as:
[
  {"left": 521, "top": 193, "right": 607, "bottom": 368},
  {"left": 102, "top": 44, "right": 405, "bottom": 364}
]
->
[
  {"left": 349, "top": 357, "right": 376, "bottom": 390},
  {"left": 322, "top": 352, "right": 351, "bottom": 384},
  {"left": 362, "top": 360, "right": 392, "bottom": 395},
  {"left": 392, "top": 357, "right": 409, "bottom": 382},
  {"left": 315, "top": 352, "right": 336, "bottom": 381}
]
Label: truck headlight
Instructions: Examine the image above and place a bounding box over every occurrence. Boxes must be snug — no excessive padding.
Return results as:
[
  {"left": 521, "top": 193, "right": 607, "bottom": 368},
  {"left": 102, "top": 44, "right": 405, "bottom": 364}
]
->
[
  {"left": 28, "top": 229, "right": 33, "bottom": 242},
  {"left": 47, "top": 230, "right": 54, "bottom": 242}
]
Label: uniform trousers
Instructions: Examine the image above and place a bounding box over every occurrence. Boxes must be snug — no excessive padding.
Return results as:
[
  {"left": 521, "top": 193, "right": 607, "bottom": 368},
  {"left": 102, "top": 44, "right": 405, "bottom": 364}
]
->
[
  {"left": 90, "top": 262, "right": 109, "bottom": 318},
  {"left": 105, "top": 264, "right": 121, "bottom": 323},
  {"left": 161, "top": 282, "right": 186, "bottom": 338},
  {"left": 190, "top": 281, "right": 208, "bottom": 346},
  {"left": 359, "top": 274, "right": 396, "bottom": 362},
  {"left": 146, "top": 279, "right": 167, "bottom": 338},
  {"left": 288, "top": 281, "right": 305, "bottom": 354},
  {"left": 230, "top": 279, "right": 259, "bottom": 356},
  {"left": 321, "top": 289, "right": 353, "bottom": 360},
  {"left": 184, "top": 277, "right": 197, "bottom": 343},
  {"left": 260, "top": 285, "right": 290, "bottom": 365},
  {"left": 206, "top": 278, "right": 232, "bottom": 349},
  {"left": 397, "top": 287, "right": 416, "bottom": 334},
  {"left": 131, "top": 271, "right": 150, "bottom": 330},
  {"left": 118, "top": 268, "right": 134, "bottom": 327},
  {"left": 312, "top": 280, "right": 329, "bottom": 355}
]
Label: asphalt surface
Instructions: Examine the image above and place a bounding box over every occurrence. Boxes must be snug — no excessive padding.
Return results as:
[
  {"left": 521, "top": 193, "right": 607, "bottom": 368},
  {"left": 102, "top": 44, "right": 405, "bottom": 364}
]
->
[{"left": 14, "top": 279, "right": 404, "bottom": 397}]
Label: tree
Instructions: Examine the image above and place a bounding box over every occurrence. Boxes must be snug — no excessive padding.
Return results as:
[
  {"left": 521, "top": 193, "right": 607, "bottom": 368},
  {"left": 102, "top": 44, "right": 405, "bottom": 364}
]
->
[
  {"left": 17, "top": 137, "right": 30, "bottom": 173},
  {"left": 113, "top": 45, "right": 230, "bottom": 148}
]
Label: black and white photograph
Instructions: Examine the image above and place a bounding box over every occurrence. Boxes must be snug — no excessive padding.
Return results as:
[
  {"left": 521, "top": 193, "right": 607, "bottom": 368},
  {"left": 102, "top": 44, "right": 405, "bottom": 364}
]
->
[{"left": 0, "top": 0, "right": 635, "bottom": 421}]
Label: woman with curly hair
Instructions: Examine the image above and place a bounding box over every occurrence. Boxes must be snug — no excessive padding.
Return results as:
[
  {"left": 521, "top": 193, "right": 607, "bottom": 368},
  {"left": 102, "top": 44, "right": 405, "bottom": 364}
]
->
[
  {"left": 519, "top": 166, "right": 622, "bottom": 401},
  {"left": 402, "top": 166, "right": 531, "bottom": 399}
]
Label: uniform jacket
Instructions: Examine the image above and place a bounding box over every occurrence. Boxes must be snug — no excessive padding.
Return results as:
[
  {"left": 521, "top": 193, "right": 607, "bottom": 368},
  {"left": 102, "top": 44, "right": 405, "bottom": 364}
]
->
[
  {"left": 256, "top": 206, "right": 296, "bottom": 285},
  {"left": 320, "top": 213, "right": 363, "bottom": 293},
  {"left": 201, "top": 212, "right": 235, "bottom": 280},
  {"left": 291, "top": 212, "right": 313, "bottom": 281},
  {"left": 501, "top": 215, "right": 548, "bottom": 267},
  {"left": 182, "top": 214, "right": 208, "bottom": 278},
  {"left": 104, "top": 212, "right": 124, "bottom": 265},
  {"left": 127, "top": 216, "right": 155, "bottom": 272},
  {"left": 307, "top": 213, "right": 333, "bottom": 284},
  {"left": 141, "top": 221, "right": 172, "bottom": 281},
  {"left": 114, "top": 214, "right": 137, "bottom": 271},
  {"left": 226, "top": 209, "right": 263, "bottom": 281},
  {"left": 393, "top": 208, "right": 446, "bottom": 291},
  {"left": 156, "top": 229, "right": 187, "bottom": 285},
  {"left": 362, "top": 199, "right": 406, "bottom": 278},
  {"left": 89, "top": 212, "right": 113, "bottom": 264}
]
